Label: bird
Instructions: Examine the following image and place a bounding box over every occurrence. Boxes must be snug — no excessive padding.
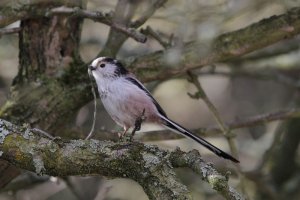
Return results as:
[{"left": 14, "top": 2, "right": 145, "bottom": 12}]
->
[{"left": 88, "top": 57, "right": 239, "bottom": 163}]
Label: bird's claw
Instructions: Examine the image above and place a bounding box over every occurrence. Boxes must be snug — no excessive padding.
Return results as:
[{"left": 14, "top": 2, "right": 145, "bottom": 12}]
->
[
  {"left": 131, "top": 109, "right": 146, "bottom": 138},
  {"left": 118, "top": 133, "right": 132, "bottom": 142}
]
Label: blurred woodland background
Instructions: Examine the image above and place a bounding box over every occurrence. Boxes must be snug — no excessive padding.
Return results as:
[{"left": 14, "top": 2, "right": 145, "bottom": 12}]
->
[{"left": 1, "top": 0, "right": 300, "bottom": 199}]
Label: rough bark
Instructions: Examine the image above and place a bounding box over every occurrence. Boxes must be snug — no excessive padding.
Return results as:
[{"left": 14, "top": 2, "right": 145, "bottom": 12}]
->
[
  {"left": 129, "top": 7, "right": 300, "bottom": 82},
  {"left": 1, "top": 0, "right": 85, "bottom": 132},
  {"left": 0, "top": 0, "right": 86, "bottom": 188},
  {"left": 0, "top": 118, "right": 244, "bottom": 200}
]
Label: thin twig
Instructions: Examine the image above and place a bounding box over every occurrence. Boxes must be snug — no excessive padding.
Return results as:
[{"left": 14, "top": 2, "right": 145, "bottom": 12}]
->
[
  {"left": 0, "top": 27, "right": 21, "bottom": 38},
  {"left": 216, "top": 109, "right": 300, "bottom": 132},
  {"left": 0, "top": 5, "right": 146, "bottom": 43},
  {"left": 186, "top": 71, "right": 249, "bottom": 197},
  {"left": 85, "top": 69, "right": 98, "bottom": 140},
  {"left": 140, "top": 108, "right": 300, "bottom": 141},
  {"left": 141, "top": 26, "right": 170, "bottom": 49},
  {"left": 186, "top": 71, "right": 239, "bottom": 158},
  {"left": 48, "top": 6, "right": 146, "bottom": 43},
  {"left": 130, "top": 0, "right": 168, "bottom": 28},
  {"left": 198, "top": 69, "right": 300, "bottom": 89},
  {"left": 61, "top": 108, "right": 300, "bottom": 142},
  {"left": 99, "top": 0, "right": 140, "bottom": 57}
]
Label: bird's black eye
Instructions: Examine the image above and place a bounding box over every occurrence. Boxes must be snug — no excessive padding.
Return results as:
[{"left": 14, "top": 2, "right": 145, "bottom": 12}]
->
[{"left": 100, "top": 63, "right": 106, "bottom": 68}]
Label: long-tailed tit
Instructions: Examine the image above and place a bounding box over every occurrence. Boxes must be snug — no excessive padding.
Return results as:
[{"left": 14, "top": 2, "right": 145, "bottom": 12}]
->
[{"left": 88, "top": 57, "right": 239, "bottom": 163}]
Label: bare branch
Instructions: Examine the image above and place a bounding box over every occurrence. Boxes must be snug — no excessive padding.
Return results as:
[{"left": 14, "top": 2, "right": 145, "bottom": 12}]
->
[
  {"left": 0, "top": 27, "right": 21, "bottom": 37},
  {"left": 49, "top": 6, "right": 147, "bottom": 43},
  {"left": 219, "top": 109, "right": 300, "bottom": 132},
  {"left": 129, "top": 7, "right": 300, "bottom": 82},
  {"left": 198, "top": 69, "right": 300, "bottom": 89},
  {"left": 0, "top": 5, "right": 146, "bottom": 43},
  {"left": 186, "top": 71, "right": 250, "bottom": 195},
  {"left": 187, "top": 71, "right": 239, "bottom": 157},
  {"left": 139, "top": 108, "right": 300, "bottom": 141},
  {"left": 0, "top": 0, "right": 78, "bottom": 28},
  {"left": 0, "top": 118, "right": 244, "bottom": 200},
  {"left": 100, "top": 0, "right": 167, "bottom": 57},
  {"left": 130, "top": 0, "right": 168, "bottom": 28},
  {"left": 57, "top": 108, "right": 300, "bottom": 143},
  {"left": 99, "top": 0, "right": 141, "bottom": 57},
  {"left": 141, "top": 26, "right": 171, "bottom": 49},
  {"left": 0, "top": 12, "right": 27, "bottom": 28},
  {"left": 231, "top": 37, "right": 300, "bottom": 62}
]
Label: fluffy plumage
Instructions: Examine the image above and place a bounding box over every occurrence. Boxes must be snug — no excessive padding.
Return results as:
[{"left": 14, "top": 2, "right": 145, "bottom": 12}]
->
[{"left": 89, "top": 57, "right": 239, "bottom": 163}]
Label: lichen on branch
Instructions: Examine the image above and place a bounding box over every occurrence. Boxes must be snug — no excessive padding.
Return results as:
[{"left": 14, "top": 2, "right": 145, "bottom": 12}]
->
[{"left": 0, "top": 118, "right": 244, "bottom": 200}]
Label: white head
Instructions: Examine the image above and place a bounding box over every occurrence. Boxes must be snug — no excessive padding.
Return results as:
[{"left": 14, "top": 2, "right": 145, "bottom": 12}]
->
[{"left": 88, "top": 57, "right": 128, "bottom": 78}]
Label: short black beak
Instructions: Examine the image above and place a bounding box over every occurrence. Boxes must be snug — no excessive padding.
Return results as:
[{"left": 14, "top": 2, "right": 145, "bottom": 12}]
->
[{"left": 88, "top": 65, "right": 96, "bottom": 71}]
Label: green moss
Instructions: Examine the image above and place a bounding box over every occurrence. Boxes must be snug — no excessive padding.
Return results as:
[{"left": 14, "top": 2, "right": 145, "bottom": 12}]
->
[
  {"left": 207, "top": 174, "right": 227, "bottom": 191},
  {"left": 0, "top": 100, "right": 15, "bottom": 117}
]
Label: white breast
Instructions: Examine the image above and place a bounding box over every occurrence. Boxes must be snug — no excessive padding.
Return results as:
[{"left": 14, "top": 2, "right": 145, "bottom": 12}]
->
[
  {"left": 101, "top": 78, "right": 131, "bottom": 126},
  {"left": 94, "top": 75, "right": 158, "bottom": 129}
]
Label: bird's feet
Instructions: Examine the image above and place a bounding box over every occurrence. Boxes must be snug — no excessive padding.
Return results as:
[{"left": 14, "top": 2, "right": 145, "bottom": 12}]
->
[
  {"left": 130, "top": 109, "right": 146, "bottom": 141},
  {"left": 118, "top": 132, "right": 133, "bottom": 142},
  {"left": 117, "top": 109, "right": 146, "bottom": 142}
]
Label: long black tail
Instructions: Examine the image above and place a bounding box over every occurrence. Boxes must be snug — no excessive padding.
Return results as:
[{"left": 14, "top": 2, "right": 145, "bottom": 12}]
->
[{"left": 160, "top": 115, "right": 239, "bottom": 163}]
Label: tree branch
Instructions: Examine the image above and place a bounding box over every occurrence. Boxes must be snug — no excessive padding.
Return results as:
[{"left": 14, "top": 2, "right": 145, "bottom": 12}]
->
[
  {"left": 0, "top": 0, "right": 75, "bottom": 27},
  {"left": 99, "top": 0, "right": 167, "bottom": 57},
  {"left": 48, "top": 6, "right": 147, "bottom": 43},
  {"left": 129, "top": 7, "right": 300, "bottom": 82},
  {"left": 141, "top": 26, "right": 171, "bottom": 49},
  {"left": 198, "top": 68, "right": 300, "bottom": 89},
  {"left": 0, "top": 27, "right": 21, "bottom": 37},
  {"left": 130, "top": 0, "right": 168, "bottom": 28},
  {"left": 187, "top": 70, "right": 252, "bottom": 195},
  {"left": 0, "top": 5, "right": 146, "bottom": 43},
  {"left": 55, "top": 108, "right": 300, "bottom": 143},
  {"left": 99, "top": 0, "right": 140, "bottom": 57},
  {"left": 170, "top": 149, "right": 245, "bottom": 200},
  {"left": 0, "top": 118, "right": 244, "bottom": 200},
  {"left": 139, "top": 108, "right": 300, "bottom": 141},
  {"left": 187, "top": 71, "right": 239, "bottom": 158}
]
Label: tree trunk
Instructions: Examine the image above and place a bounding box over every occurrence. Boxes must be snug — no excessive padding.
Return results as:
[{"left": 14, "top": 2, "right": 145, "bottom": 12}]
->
[{"left": 0, "top": 0, "right": 87, "bottom": 188}]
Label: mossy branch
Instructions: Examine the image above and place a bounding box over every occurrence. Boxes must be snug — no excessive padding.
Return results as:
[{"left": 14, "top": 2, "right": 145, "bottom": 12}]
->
[
  {"left": 129, "top": 7, "right": 300, "bottom": 81},
  {"left": 0, "top": 118, "right": 244, "bottom": 200}
]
